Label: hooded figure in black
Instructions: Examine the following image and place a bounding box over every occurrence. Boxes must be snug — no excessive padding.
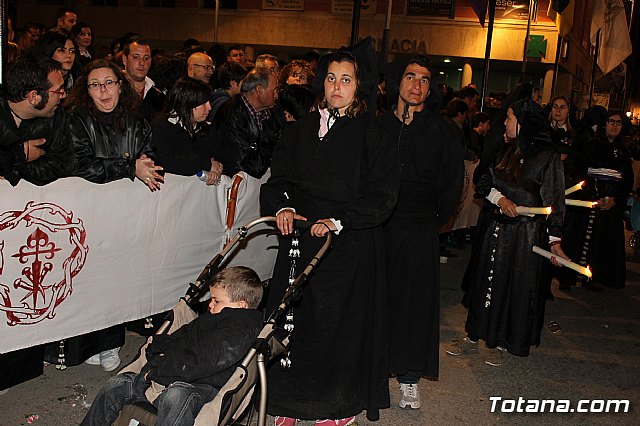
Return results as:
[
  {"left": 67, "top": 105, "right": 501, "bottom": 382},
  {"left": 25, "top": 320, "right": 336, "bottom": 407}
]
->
[
  {"left": 456, "top": 98, "right": 568, "bottom": 362},
  {"left": 378, "top": 54, "right": 463, "bottom": 408},
  {"left": 577, "top": 110, "right": 633, "bottom": 289}
]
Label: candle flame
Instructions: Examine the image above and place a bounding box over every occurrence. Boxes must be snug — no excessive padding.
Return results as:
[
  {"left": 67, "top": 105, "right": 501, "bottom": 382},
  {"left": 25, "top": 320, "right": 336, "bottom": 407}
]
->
[{"left": 585, "top": 266, "right": 593, "bottom": 278}]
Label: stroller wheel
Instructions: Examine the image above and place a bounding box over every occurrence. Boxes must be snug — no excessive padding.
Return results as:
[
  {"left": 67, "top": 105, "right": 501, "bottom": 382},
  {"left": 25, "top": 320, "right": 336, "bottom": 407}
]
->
[{"left": 630, "top": 234, "right": 639, "bottom": 248}]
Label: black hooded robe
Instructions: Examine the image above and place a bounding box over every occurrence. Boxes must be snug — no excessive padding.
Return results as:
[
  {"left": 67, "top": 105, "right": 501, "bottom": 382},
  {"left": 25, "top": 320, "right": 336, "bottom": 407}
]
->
[
  {"left": 379, "top": 108, "right": 463, "bottom": 379},
  {"left": 463, "top": 100, "right": 565, "bottom": 357},
  {"left": 260, "top": 111, "right": 400, "bottom": 421}
]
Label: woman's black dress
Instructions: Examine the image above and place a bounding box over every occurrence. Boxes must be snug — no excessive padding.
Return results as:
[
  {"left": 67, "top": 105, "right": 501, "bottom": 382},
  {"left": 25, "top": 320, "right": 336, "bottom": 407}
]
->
[
  {"left": 463, "top": 147, "right": 565, "bottom": 356},
  {"left": 260, "top": 110, "right": 400, "bottom": 421},
  {"left": 581, "top": 134, "right": 633, "bottom": 288}
]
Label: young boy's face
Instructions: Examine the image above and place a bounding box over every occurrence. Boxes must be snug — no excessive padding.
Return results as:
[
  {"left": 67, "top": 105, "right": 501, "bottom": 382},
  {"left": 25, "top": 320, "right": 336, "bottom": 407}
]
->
[{"left": 208, "top": 286, "right": 247, "bottom": 314}]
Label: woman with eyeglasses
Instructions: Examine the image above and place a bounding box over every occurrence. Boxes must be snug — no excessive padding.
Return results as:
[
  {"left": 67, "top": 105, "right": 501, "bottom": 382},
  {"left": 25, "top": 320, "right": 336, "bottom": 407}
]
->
[
  {"left": 151, "top": 77, "right": 223, "bottom": 184},
  {"left": 32, "top": 30, "right": 79, "bottom": 92},
  {"left": 576, "top": 110, "right": 633, "bottom": 289},
  {"left": 66, "top": 59, "right": 163, "bottom": 190},
  {"left": 50, "top": 60, "right": 163, "bottom": 373}
]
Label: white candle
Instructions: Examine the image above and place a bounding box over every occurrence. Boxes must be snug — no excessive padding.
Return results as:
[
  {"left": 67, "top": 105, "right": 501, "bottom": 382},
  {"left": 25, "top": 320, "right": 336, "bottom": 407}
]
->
[
  {"left": 566, "top": 199, "right": 597, "bottom": 208},
  {"left": 565, "top": 181, "right": 585, "bottom": 195},
  {"left": 516, "top": 206, "right": 552, "bottom": 215},
  {"left": 532, "top": 246, "right": 593, "bottom": 278}
]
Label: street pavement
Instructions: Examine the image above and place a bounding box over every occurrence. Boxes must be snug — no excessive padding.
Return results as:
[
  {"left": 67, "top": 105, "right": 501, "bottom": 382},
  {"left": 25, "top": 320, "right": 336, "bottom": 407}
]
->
[{"left": 1, "top": 240, "right": 639, "bottom": 425}]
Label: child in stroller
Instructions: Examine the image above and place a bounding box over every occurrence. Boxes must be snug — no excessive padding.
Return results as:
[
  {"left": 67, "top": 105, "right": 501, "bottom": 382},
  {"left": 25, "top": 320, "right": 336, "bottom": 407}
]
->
[{"left": 80, "top": 266, "right": 263, "bottom": 426}]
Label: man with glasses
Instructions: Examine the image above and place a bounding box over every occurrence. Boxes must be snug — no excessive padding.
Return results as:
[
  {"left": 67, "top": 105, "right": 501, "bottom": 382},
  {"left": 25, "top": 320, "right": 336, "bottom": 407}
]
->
[
  {"left": 187, "top": 52, "right": 215, "bottom": 85},
  {"left": 0, "top": 55, "right": 72, "bottom": 186}
]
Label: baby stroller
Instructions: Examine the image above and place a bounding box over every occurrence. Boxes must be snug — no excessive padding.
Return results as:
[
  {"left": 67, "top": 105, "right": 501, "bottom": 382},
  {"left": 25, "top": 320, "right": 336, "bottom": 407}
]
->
[{"left": 112, "top": 216, "right": 332, "bottom": 426}]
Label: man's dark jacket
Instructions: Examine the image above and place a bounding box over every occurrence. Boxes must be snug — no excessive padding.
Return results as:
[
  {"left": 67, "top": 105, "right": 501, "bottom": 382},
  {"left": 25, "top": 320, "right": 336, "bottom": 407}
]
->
[
  {"left": 0, "top": 97, "right": 73, "bottom": 186},
  {"left": 212, "top": 94, "right": 283, "bottom": 179}
]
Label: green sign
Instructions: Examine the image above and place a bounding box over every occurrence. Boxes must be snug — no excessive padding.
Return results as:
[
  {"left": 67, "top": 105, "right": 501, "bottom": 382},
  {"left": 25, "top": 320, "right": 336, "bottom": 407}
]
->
[{"left": 527, "top": 35, "right": 547, "bottom": 58}]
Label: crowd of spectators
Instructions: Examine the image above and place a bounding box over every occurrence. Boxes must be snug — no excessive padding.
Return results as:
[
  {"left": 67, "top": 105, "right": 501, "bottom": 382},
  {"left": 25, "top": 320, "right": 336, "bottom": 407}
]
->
[{"left": 2, "top": 6, "right": 639, "bottom": 425}]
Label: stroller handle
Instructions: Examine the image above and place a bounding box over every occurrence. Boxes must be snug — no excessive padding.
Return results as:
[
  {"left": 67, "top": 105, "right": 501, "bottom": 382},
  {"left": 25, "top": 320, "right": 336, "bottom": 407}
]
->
[{"left": 182, "top": 216, "right": 332, "bottom": 314}]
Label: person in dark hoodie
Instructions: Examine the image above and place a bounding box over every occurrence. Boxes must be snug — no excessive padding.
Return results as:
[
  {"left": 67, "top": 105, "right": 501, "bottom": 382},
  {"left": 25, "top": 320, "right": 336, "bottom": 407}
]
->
[
  {"left": 448, "top": 98, "right": 569, "bottom": 366},
  {"left": 80, "top": 267, "right": 263, "bottom": 426}
]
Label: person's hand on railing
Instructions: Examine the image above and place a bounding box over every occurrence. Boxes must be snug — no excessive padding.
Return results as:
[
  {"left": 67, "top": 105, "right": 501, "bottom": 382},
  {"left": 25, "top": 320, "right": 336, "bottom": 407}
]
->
[
  {"left": 206, "top": 159, "right": 223, "bottom": 185},
  {"left": 136, "top": 154, "right": 164, "bottom": 192}
]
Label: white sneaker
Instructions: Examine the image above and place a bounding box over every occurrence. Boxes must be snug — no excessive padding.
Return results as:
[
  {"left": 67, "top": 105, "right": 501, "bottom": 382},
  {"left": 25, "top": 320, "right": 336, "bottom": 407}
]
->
[
  {"left": 99, "top": 348, "right": 121, "bottom": 372},
  {"left": 485, "top": 347, "right": 509, "bottom": 367},
  {"left": 445, "top": 337, "right": 479, "bottom": 356},
  {"left": 399, "top": 383, "right": 420, "bottom": 409},
  {"left": 84, "top": 353, "right": 101, "bottom": 366}
]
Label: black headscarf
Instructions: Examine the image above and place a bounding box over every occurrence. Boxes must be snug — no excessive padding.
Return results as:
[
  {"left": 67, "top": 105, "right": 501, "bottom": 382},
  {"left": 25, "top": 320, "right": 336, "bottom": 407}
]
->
[
  {"left": 510, "top": 97, "right": 554, "bottom": 158},
  {"left": 312, "top": 36, "right": 378, "bottom": 111}
]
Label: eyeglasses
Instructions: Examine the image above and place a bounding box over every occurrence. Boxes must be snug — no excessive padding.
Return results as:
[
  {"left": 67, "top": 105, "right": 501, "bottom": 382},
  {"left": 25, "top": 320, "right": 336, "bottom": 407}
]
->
[
  {"left": 607, "top": 119, "right": 623, "bottom": 126},
  {"left": 48, "top": 87, "right": 67, "bottom": 96},
  {"left": 192, "top": 64, "right": 215, "bottom": 72},
  {"left": 87, "top": 80, "right": 120, "bottom": 91}
]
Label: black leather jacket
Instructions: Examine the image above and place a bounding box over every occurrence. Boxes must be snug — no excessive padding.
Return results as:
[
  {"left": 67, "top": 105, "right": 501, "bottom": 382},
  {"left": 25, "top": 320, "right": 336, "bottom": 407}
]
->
[
  {"left": 0, "top": 96, "right": 73, "bottom": 186},
  {"left": 212, "top": 94, "right": 283, "bottom": 179},
  {"left": 70, "top": 107, "right": 154, "bottom": 183}
]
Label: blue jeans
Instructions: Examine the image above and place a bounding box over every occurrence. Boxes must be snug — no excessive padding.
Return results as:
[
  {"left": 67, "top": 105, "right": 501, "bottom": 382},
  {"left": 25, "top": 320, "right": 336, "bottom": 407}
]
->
[{"left": 81, "top": 372, "right": 205, "bottom": 426}]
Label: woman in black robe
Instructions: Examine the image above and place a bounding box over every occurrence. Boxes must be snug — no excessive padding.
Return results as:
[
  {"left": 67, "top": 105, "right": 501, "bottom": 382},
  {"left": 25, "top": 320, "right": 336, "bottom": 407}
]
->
[
  {"left": 260, "top": 51, "right": 400, "bottom": 425},
  {"left": 454, "top": 98, "right": 568, "bottom": 365},
  {"left": 579, "top": 111, "right": 633, "bottom": 289}
]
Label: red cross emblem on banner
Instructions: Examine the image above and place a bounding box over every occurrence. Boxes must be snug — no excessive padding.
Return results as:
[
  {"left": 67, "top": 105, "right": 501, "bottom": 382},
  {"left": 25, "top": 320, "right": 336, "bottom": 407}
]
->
[{"left": 0, "top": 202, "right": 88, "bottom": 326}]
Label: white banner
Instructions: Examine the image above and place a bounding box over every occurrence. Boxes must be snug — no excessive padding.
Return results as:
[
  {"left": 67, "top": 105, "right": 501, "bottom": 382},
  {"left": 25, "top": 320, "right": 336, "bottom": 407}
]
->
[{"left": 0, "top": 173, "right": 277, "bottom": 353}]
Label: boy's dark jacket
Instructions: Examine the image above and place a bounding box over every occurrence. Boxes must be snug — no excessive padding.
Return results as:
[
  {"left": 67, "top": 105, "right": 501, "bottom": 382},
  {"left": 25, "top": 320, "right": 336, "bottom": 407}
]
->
[{"left": 144, "top": 307, "right": 262, "bottom": 402}]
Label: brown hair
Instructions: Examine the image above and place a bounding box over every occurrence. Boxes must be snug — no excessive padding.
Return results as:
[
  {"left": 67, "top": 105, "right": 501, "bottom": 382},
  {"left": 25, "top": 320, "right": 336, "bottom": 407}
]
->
[
  {"left": 209, "top": 266, "right": 263, "bottom": 309},
  {"left": 317, "top": 51, "right": 366, "bottom": 118},
  {"left": 65, "top": 59, "right": 141, "bottom": 132}
]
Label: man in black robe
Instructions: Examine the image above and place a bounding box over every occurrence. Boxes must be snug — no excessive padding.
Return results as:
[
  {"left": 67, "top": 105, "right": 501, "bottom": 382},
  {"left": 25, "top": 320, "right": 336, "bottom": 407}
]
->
[{"left": 379, "top": 55, "right": 464, "bottom": 410}]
